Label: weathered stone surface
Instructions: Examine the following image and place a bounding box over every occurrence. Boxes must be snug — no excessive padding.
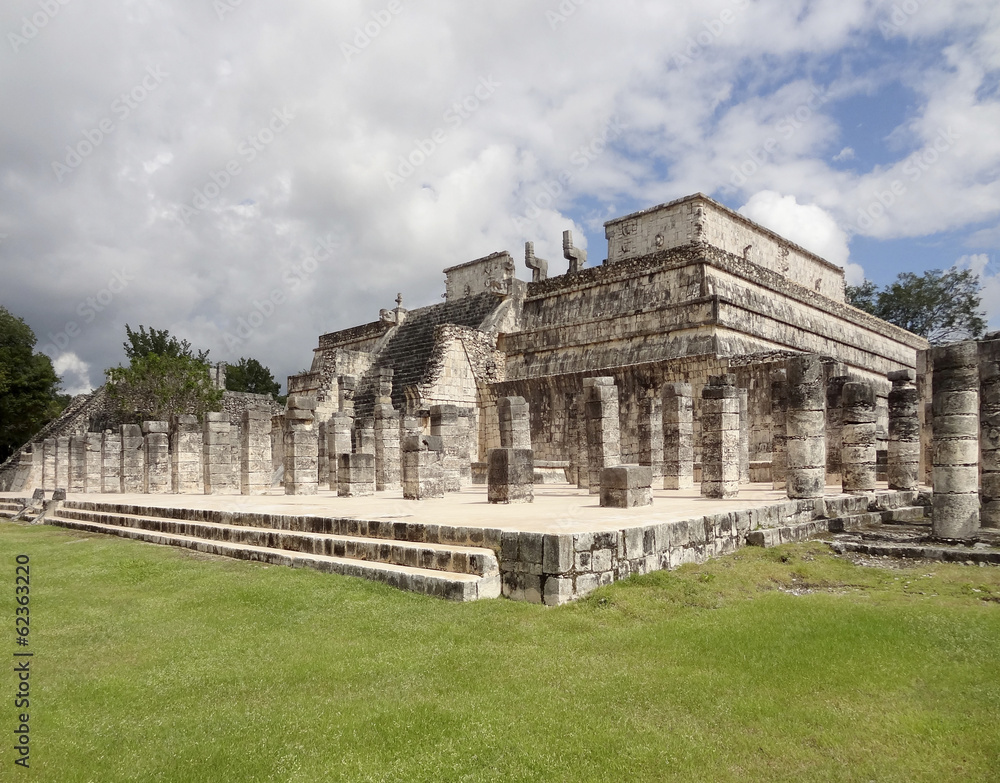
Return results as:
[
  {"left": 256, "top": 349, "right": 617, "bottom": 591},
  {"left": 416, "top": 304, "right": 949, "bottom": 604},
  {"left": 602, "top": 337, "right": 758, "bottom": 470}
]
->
[
  {"left": 171, "top": 415, "right": 203, "bottom": 494},
  {"left": 600, "top": 465, "right": 652, "bottom": 508},
  {"left": 143, "top": 421, "right": 170, "bottom": 494},
  {"left": 487, "top": 448, "right": 534, "bottom": 504},
  {"left": 338, "top": 452, "right": 375, "bottom": 497},
  {"left": 701, "top": 376, "right": 739, "bottom": 498},
  {"left": 241, "top": 409, "right": 272, "bottom": 495},
  {"left": 584, "top": 377, "right": 621, "bottom": 494},
  {"left": 841, "top": 381, "right": 876, "bottom": 494},
  {"left": 498, "top": 396, "right": 531, "bottom": 451},
  {"left": 785, "top": 355, "right": 826, "bottom": 499}
]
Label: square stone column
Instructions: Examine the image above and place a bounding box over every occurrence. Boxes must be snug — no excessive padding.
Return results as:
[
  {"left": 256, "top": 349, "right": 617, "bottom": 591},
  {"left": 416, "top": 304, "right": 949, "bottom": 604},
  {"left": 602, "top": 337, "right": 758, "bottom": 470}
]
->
[
  {"left": 142, "top": 421, "right": 170, "bottom": 494},
  {"left": 770, "top": 370, "right": 788, "bottom": 490},
  {"left": 841, "top": 382, "right": 876, "bottom": 494},
  {"left": 203, "top": 413, "right": 238, "bottom": 495},
  {"left": 785, "top": 355, "right": 826, "bottom": 499},
  {"left": 338, "top": 453, "right": 375, "bottom": 497},
  {"left": 487, "top": 448, "right": 533, "bottom": 504},
  {"left": 68, "top": 436, "right": 87, "bottom": 493},
  {"left": 271, "top": 414, "right": 285, "bottom": 487},
  {"left": 662, "top": 383, "right": 693, "bottom": 490},
  {"left": 171, "top": 415, "right": 203, "bottom": 494},
  {"left": 402, "top": 434, "right": 445, "bottom": 499},
  {"left": 84, "top": 432, "right": 102, "bottom": 492},
  {"left": 430, "top": 404, "right": 463, "bottom": 492},
  {"left": 42, "top": 438, "right": 56, "bottom": 490},
  {"left": 353, "top": 417, "right": 376, "bottom": 456},
  {"left": 601, "top": 465, "right": 653, "bottom": 508},
  {"left": 738, "top": 388, "right": 750, "bottom": 485},
  {"left": 979, "top": 340, "right": 1000, "bottom": 527},
  {"left": 56, "top": 436, "right": 70, "bottom": 490},
  {"left": 327, "top": 413, "right": 354, "bottom": 492},
  {"left": 887, "top": 369, "right": 920, "bottom": 491},
  {"left": 120, "top": 425, "right": 145, "bottom": 493},
  {"left": 825, "top": 374, "right": 849, "bottom": 487},
  {"left": 575, "top": 393, "right": 590, "bottom": 489},
  {"left": 584, "top": 377, "right": 621, "bottom": 495},
  {"left": 932, "top": 341, "right": 980, "bottom": 538},
  {"left": 639, "top": 393, "right": 663, "bottom": 488},
  {"left": 101, "top": 430, "right": 121, "bottom": 493},
  {"left": 498, "top": 396, "right": 531, "bottom": 450},
  {"left": 241, "top": 409, "right": 272, "bottom": 495},
  {"left": 701, "top": 375, "right": 739, "bottom": 499},
  {"left": 374, "top": 405, "right": 401, "bottom": 491},
  {"left": 284, "top": 397, "right": 318, "bottom": 496}
]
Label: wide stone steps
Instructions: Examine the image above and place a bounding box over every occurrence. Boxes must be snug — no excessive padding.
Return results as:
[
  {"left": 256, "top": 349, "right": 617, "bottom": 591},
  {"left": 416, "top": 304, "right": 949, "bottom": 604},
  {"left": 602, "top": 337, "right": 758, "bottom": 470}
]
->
[
  {"left": 0, "top": 496, "right": 24, "bottom": 520},
  {"left": 46, "top": 502, "right": 501, "bottom": 601}
]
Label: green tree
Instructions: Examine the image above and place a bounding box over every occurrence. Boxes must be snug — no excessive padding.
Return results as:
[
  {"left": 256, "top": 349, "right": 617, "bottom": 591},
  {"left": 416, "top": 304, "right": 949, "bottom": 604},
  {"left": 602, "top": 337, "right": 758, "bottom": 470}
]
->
[
  {"left": 123, "top": 324, "right": 210, "bottom": 363},
  {"left": 0, "top": 306, "right": 67, "bottom": 460},
  {"left": 105, "top": 327, "right": 221, "bottom": 423},
  {"left": 225, "top": 357, "right": 281, "bottom": 398},
  {"left": 847, "top": 267, "right": 987, "bottom": 343}
]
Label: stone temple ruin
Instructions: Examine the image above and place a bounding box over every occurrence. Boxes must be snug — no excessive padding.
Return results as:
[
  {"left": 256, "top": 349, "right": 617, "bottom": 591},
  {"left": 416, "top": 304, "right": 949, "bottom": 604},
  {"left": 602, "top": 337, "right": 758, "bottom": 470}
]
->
[{"left": 3, "top": 193, "right": 999, "bottom": 603}]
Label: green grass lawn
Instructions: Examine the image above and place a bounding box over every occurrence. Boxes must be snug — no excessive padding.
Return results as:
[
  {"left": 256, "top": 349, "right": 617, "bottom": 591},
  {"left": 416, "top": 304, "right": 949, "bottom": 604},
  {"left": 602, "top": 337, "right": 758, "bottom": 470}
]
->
[{"left": 2, "top": 520, "right": 999, "bottom": 782}]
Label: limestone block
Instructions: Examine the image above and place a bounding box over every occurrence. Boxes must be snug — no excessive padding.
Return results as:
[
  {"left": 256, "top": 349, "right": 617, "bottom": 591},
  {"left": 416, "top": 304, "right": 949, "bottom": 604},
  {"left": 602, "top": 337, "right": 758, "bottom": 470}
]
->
[
  {"left": 101, "top": 430, "right": 121, "bottom": 492},
  {"left": 171, "top": 415, "right": 203, "bottom": 494},
  {"left": 241, "top": 409, "right": 272, "bottom": 495},
  {"left": 84, "top": 433, "right": 102, "bottom": 492},
  {"left": 56, "top": 436, "right": 70, "bottom": 490},
  {"left": 120, "top": 425, "right": 144, "bottom": 493},
  {"left": 600, "top": 465, "right": 652, "bottom": 508},
  {"left": 142, "top": 422, "right": 170, "bottom": 494},
  {"left": 68, "top": 436, "right": 87, "bottom": 493},
  {"left": 487, "top": 448, "right": 533, "bottom": 504},
  {"left": 339, "top": 452, "right": 375, "bottom": 497}
]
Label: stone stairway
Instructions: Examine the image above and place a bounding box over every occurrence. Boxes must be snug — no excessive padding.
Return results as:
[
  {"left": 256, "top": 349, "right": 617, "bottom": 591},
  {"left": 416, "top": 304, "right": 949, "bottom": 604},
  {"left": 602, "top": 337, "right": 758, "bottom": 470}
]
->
[
  {"left": 0, "top": 496, "right": 26, "bottom": 520},
  {"left": 44, "top": 500, "right": 502, "bottom": 601},
  {"left": 746, "top": 491, "right": 930, "bottom": 548}
]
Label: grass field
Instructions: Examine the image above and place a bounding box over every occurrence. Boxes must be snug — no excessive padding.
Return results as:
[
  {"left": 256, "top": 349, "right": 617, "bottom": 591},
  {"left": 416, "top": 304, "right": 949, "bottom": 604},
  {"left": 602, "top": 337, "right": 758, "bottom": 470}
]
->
[{"left": 1, "top": 520, "right": 999, "bottom": 782}]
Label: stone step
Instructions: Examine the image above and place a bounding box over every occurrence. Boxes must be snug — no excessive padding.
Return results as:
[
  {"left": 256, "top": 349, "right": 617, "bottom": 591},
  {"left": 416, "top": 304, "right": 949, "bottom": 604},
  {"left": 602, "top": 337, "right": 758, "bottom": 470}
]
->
[
  {"left": 746, "top": 519, "right": 830, "bottom": 548},
  {"left": 52, "top": 506, "right": 498, "bottom": 577},
  {"left": 829, "top": 539, "right": 1000, "bottom": 566},
  {"left": 827, "top": 506, "right": 928, "bottom": 533},
  {"left": 46, "top": 515, "right": 500, "bottom": 601}
]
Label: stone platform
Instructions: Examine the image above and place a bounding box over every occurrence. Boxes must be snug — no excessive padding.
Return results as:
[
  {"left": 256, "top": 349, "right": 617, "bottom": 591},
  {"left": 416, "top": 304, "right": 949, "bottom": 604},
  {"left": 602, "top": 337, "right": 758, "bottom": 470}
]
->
[{"left": 0, "top": 482, "right": 948, "bottom": 605}]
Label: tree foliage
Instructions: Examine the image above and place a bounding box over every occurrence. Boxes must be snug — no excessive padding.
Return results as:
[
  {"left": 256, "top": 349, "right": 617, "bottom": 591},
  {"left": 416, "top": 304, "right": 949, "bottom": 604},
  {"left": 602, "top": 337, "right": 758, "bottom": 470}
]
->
[
  {"left": 0, "top": 306, "right": 67, "bottom": 461},
  {"left": 124, "top": 324, "right": 210, "bottom": 363},
  {"left": 106, "top": 327, "right": 221, "bottom": 423},
  {"left": 846, "top": 267, "right": 987, "bottom": 344},
  {"left": 225, "top": 357, "right": 281, "bottom": 398}
]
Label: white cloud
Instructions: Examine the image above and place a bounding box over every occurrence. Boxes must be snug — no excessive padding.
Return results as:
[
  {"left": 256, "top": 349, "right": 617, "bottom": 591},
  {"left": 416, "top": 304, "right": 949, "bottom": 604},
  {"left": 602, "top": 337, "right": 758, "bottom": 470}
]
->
[
  {"left": 52, "top": 353, "right": 93, "bottom": 396},
  {"left": 833, "top": 147, "right": 855, "bottom": 162},
  {"left": 738, "top": 190, "right": 863, "bottom": 283}
]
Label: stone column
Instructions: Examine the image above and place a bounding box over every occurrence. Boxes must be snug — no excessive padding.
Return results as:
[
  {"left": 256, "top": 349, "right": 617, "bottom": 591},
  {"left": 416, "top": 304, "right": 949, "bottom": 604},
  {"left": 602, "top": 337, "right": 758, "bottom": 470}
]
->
[
  {"left": 101, "top": 430, "right": 121, "bottom": 493},
  {"left": 338, "top": 453, "right": 375, "bottom": 497},
  {"left": 575, "top": 394, "right": 590, "bottom": 489},
  {"left": 825, "top": 374, "right": 849, "bottom": 487},
  {"left": 566, "top": 392, "right": 582, "bottom": 487},
  {"left": 328, "top": 413, "right": 354, "bottom": 492},
  {"left": 143, "top": 421, "right": 170, "bottom": 494},
  {"left": 56, "top": 436, "right": 70, "bottom": 490},
  {"left": 241, "top": 409, "right": 272, "bottom": 495},
  {"left": 42, "top": 438, "right": 56, "bottom": 491},
  {"left": 203, "top": 413, "right": 238, "bottom": 495},
  {"left": 353, "top": 418, "right": 376, "bottom": 456},
  {"left": 498, "top": 396, "right": 531, "bottom": 449},
  {"left": 487, "top": 448, "right": 533, "bottom": 504},
  {"left": 770, "top": 370, "right": 788, "bottom": 490},
  {"left": 917, "top": 349, "right": 933, "bottom": 486},
  {"left": 738, "top": 387, "right": 750, "bottom": 485},
  {"left": 841, "top": 381, "right": 876, "bottom": 494},
  {"left": 456, "top": 408, "right": 475, "bottom": 487},
  {"left": 171, "top": 415, "right": 203, "bottom": 494},
  {"left": 584, "top": 377, "right": 621, "bottom": 494},
  {"left": 931, "top": 341, "right": 980, "bottom": 538},
  {"left": 317, "top": 420, "right": 330, "bottom": 492},
  {"left": 284, "top": 397, "right": 318, "bottom": 496},
  {"left": 979, "top": 340, "right": 1000, "bottom": 527},
  {"left": 271, "top": 415, "right": 285, "bottom": 487},
  {"left": 68, "top": 436, "right": 87, "bottom": 493},
  {"left": 430, "top": 404, "right": 463, "bottom": 492},
  {"left": 785, "top": 355, "right": 826, "bottom": 499},
  {"left": 662, "top": 383, "right": 694, "bottom": 490},
  {"left": 120, "top": 425, "right": 145, "bottom": 493},
  {"left": 402, "top": 435, "right": 445, "bottom": 499},
  {"left": 887, "top": 369, "right": 920, "bottom": 491},
  {"left": 374, "top": 406, "right": 401, "bottom": 491},
  {"left": 700, "top": 375, "right": 739, "bottom": 499},
  {"left": 639, "top": 393, "right": 664, "bottom": 488},
  {"left": 84, "top": 432, "right": 102, "bottom": 492}
]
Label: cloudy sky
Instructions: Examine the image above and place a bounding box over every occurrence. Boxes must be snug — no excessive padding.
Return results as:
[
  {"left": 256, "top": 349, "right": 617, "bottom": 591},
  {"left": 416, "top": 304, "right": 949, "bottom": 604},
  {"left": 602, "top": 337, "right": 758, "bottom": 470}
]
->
[{"left": 1, "top": 0, "right": 998, "bottom": 396}]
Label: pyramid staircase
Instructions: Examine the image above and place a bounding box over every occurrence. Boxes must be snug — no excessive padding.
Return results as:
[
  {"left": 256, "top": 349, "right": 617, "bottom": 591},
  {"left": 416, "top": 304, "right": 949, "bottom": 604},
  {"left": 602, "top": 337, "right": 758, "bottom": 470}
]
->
[{"left": 34, "top": 500, "right": 502, "bottom": 601}]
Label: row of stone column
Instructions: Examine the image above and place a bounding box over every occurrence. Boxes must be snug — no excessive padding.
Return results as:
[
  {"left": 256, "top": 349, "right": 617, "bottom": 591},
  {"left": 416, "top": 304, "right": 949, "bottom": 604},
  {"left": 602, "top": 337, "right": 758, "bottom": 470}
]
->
[{"left": 37, "top": 409, "right": 273, "bottom": 496}]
